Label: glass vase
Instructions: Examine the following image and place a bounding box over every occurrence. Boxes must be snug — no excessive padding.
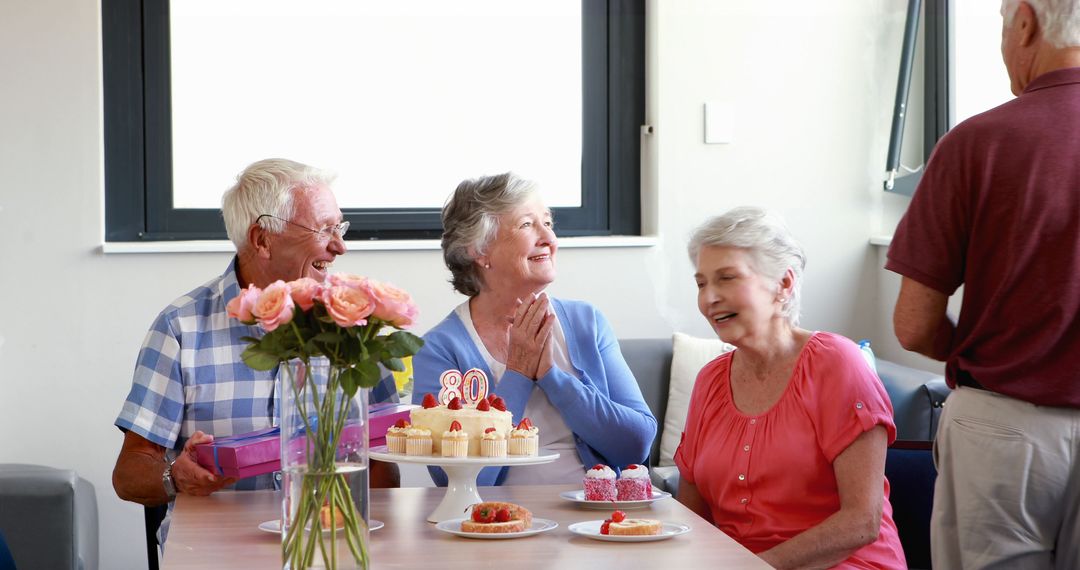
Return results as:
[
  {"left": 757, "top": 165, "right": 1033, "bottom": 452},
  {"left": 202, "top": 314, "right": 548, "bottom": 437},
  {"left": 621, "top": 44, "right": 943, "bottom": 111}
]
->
[{"left": 280, "top": 359, "right": 370, "bottom": 570}]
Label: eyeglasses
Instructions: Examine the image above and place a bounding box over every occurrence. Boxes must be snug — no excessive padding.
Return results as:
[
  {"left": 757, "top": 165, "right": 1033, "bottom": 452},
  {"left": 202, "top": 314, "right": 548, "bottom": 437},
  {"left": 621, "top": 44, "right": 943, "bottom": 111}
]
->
[{"left": 256, "top": 214, "right": 350, "bottom": 242}]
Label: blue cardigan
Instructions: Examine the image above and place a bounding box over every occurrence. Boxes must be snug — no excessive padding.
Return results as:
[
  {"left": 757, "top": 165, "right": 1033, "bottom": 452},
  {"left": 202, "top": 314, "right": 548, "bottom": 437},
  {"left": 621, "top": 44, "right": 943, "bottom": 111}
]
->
[{"left": 411, "top": 297, "right": 657, "bottom": 486}]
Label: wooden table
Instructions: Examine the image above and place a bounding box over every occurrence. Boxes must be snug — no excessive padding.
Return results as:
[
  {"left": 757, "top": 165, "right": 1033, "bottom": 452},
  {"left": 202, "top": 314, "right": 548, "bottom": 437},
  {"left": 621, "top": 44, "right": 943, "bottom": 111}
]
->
[{"left": 163, "top": 484, "right": 771, "bottom": 569}]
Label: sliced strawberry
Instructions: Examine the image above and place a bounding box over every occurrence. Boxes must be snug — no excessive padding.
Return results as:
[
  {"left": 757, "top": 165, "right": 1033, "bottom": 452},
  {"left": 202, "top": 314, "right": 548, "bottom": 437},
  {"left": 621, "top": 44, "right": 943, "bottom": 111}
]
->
[
  {"left": 449, "top": 420, "right": 462, "bottom": 432},
  {"left": 611, "top": 510, "right": 626, "bottom": 523},
  {"left": 624, "top": 464, "right": 638, "bottom": 470},
  {"left": 495, "top": 508, "right": 511, "bottom": 523},
  {"left": 484, "top": 427, "right": 497, "bottom": 434},
  {"left": 393, "top": 418, "right": 409, "bottom": 429},
  {"left": 591, "top": 464, "right": 606, "bottom": 471},
  {"left": 447, "top": 396, "right": 462, "bottom": 410},
  {"left": 516, "top": 417, "right": 533, "bottom": 430},
  {"left": 475, "top": 398, "right": 490, "bottom": 411},
  {"left": 600, "top": 520, "right": 611, "bottom": 535},
  {"left": 422, "top": 393, "right": 438, "bottom": 409},
  {"left": 491, "top": 397, "right": 507, "bottom": 412}
]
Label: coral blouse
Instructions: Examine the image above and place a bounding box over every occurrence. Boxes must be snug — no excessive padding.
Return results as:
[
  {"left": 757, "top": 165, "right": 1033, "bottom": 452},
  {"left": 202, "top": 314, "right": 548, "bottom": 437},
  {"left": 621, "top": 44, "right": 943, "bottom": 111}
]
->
[{"left": 674, "top": 332, "right": 906, "bottom": 569}]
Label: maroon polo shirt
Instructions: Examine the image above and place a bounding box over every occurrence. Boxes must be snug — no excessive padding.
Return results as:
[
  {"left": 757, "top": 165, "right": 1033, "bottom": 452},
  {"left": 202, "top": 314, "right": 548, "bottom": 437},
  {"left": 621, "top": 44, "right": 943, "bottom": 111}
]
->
[{"left": 886, "top": 67, "right": 1080, "bottom": 407}]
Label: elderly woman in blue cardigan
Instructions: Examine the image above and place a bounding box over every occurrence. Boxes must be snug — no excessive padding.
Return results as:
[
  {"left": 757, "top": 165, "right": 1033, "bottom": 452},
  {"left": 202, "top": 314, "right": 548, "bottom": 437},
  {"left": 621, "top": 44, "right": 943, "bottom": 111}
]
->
[{"left": 412, "top": 172, "right": 657, "bottom": 486}]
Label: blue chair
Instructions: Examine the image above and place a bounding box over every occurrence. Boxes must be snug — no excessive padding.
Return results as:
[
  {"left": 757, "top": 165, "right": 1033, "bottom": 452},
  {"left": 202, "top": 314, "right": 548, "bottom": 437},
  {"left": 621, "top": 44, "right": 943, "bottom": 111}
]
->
[
  {"left": 0, "top": 529, "right": 17, "bottom": 570},
  {"left": 886, "top": 440, "right": 936, "bottom": 570}
]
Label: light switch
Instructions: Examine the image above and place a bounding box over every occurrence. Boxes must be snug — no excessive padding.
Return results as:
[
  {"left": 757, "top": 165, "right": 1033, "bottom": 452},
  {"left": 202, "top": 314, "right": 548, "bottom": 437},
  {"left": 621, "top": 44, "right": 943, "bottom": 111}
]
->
[{"left": 704, "top": 101, "right": 734, "bottom": 144}]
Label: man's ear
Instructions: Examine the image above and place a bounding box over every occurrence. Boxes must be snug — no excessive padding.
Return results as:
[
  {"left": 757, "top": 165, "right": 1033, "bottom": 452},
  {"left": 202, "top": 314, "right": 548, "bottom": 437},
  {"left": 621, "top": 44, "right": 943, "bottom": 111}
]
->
[
  {"left": 248, "top": 223, "right": 273, "bottom": 259},
  {"left": 1017, "top": 1, "right": 1040, "bottom": 47}
]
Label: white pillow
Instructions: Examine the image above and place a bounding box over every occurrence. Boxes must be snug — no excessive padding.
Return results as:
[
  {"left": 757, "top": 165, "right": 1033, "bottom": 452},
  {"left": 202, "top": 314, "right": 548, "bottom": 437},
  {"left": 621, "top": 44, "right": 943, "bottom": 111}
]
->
[{"left": 658, "top": 332, "right": 735, "bottom": 466}]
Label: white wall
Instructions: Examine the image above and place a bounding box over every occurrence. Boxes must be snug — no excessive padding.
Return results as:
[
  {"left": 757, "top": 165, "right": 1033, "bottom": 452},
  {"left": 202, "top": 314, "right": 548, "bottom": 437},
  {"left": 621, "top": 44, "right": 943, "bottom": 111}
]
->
[{"left": 0, "top": 1, "right": 938, "bottom": 568}]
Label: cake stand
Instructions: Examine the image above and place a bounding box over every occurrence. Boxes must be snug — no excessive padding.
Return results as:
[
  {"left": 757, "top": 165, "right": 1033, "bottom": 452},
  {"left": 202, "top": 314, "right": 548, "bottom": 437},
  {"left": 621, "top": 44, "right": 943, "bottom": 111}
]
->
[{"left": 370, "top": 446, "right": 559, "bottom": 522}]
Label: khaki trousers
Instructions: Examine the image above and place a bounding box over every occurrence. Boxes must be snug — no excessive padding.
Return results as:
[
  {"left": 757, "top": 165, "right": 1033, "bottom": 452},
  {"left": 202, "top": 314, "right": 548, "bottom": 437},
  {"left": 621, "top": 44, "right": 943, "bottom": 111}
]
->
[{"left": 931, "top": 386, "right": 1080, "bottom": 569}]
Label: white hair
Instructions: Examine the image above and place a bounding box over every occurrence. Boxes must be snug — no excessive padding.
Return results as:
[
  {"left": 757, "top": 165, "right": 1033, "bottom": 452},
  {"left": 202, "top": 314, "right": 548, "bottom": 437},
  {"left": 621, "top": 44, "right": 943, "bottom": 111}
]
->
[
  {"left": 440, "top": 172, "right": 539, "bottom": 296},
  {"left": 687, "top": 206, "right": 807, "bottom": 326},
  {"left": 220, "top": 158, "right": 336, "bottom": 250},
  {"left": 1002, "top": 0, "right": 1080, "bottom": 48}
]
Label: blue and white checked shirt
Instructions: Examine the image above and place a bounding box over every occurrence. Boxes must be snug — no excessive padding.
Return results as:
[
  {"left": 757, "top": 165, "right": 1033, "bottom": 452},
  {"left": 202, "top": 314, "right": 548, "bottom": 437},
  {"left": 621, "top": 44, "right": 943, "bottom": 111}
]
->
[{"left": 115, "top": 258, "right": 397, "bottom": 490}]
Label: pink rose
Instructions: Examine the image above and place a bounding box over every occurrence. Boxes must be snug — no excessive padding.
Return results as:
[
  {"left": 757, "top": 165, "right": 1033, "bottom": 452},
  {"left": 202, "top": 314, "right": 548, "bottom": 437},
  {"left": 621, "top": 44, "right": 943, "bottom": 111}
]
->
[
  {"left": 328, "top": 273, "right": 371, "bottom": 291},
  {"left": 287, "top": 278, "right": 321, "bottom": 311},
  {"left": 226, "top": 284, "right": 261, "bottom": 324},
  {"left": 253, "top": 280, "right": 295, "bottom": 332},
  {"left": 320, "top": 284, "right": 375, "bottom": 328},
  {"left": 368, "top": 279, "right": 419, "bottom": 328}
]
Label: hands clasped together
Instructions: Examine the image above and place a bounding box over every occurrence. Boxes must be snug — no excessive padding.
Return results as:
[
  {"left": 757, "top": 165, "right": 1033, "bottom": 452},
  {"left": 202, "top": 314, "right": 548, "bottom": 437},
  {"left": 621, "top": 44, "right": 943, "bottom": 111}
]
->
[{"left": 505, "top": 292, "right": 556, "bottom": 381}]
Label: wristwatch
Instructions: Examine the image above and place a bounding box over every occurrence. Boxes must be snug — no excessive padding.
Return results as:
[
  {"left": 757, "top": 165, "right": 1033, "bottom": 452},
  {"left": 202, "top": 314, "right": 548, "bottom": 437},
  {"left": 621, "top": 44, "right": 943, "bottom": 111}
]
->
[{"left": 162, "top": 458, "right": 178, "bottom": 501}]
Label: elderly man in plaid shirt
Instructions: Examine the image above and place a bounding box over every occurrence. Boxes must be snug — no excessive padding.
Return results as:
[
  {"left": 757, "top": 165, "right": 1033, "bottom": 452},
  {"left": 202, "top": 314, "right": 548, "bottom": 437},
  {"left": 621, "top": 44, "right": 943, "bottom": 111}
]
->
[{"left": 112, "top": 158, "right": 399, "bottom": 552}]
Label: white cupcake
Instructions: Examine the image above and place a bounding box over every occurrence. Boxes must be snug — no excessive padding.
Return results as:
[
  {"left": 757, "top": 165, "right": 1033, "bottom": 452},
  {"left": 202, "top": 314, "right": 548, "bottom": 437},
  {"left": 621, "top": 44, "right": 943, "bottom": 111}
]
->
[
  {"left": 386, "top": 419, "right": 410, "bottom": 454},
  {"left": 405, "top": 427, "right": 432, "bottom": 456},
  {"left": 480, "top": 428, "right": 507, "bottom": 458},
  {"left": 508, "top": 418, "right": 539, "bottom": 456},
  {"left": 441, "top": 421, "right": 469, "bottom": 457}
]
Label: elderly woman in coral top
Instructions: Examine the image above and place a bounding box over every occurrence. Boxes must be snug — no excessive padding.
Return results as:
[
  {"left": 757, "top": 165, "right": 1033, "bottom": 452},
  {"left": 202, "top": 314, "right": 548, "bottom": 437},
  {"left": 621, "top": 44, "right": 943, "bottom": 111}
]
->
[{"left": 674, "top": 207, "right": 906, "bottom": 569}]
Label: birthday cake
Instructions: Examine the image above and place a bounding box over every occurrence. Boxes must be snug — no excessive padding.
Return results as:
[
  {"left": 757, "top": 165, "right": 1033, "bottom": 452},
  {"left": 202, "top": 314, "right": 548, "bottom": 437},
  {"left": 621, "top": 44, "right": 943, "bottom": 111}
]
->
[{"left": 408, "top": 369, "right": 515, "bottom": 456}]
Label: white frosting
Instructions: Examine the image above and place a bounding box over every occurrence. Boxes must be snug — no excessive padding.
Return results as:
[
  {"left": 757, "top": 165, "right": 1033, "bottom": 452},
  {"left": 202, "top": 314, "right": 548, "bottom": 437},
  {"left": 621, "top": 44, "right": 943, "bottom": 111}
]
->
[
  {"left": 510, "top": 426, "right": 540, "bottom": 438},
  {"left": 442, "top": 429, "right": 469, "bottom": 439},
  {"left": 405, "top": 427, "right": 431, "bottom": 438},
  {"left": 411, "top": 403, "right": 513, "bottom": 456},
  {"left": 585, "top": 465, "right": 616, "bottom": 479},
  {"left": 619, "top": 464, "right": 649, "bottom": 479},
  {"left": 482, "top": 430, "right": 505, "bottom": 441}
]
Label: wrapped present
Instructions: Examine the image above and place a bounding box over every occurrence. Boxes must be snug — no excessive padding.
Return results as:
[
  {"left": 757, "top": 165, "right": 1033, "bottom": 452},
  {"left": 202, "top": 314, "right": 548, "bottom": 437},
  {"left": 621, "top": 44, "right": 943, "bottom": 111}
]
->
[
  {"left": 368, "top": 403, "right": 416, "bottom": 448},
  {"left": 195, "top": 428, "right": 280, "bottom": 479},
  {"left": 196, "top": 405, "right": 415, "bottom": 477}
]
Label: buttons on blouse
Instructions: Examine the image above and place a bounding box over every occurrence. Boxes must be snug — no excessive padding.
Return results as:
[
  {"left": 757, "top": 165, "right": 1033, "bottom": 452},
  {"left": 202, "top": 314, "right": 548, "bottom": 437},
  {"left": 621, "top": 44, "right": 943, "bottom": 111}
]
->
[
  {"left": 740, "top": 498, "right": 748, "bottom": 504},
  {"left": 856, "top": 402, "right": 864, "bottom": 409},
  {"left": 743, "top": 445, "right": 750, "bottom": 452},
  {"left": 738, "top": 473, "right": 746, "bottom": 481},
  {"left": 749, "top": 418, "right": 757, "bottom": 425}
]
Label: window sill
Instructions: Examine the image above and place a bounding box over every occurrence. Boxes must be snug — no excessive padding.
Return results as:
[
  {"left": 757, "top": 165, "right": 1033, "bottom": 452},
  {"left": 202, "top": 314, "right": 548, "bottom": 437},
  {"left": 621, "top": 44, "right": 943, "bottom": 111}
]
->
[
  {"left": 870, "top": 235, "right": 892, "bottom": 247},
  {"left": 100, "top": 235, "right": 659, "bottom": 254}
]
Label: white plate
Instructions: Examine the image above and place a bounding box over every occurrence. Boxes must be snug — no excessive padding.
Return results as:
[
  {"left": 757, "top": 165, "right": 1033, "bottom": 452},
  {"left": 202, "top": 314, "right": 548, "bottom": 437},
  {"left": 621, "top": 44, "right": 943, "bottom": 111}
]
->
[
  {"left": 258, "top": 519, "right": 384, "bottom": 534},
  {"left": 434, "top": 517, "right": 558, "bottom": 539},
  {"left": 567, "top": 520, "right": 690, "bottom": 542},
  {"left": 558, "top": 489, "right": 672, "bottom": 509},
  {"left": 370, "top": 446, "right": 559, "bottom": 467}
]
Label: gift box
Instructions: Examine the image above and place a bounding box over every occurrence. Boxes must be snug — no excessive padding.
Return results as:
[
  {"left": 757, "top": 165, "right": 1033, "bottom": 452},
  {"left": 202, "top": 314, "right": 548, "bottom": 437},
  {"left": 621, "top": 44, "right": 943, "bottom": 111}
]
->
[
  {"left": 196, "top": 404, "right": 416, "bottom": 477},
  {"left": 368, "top": 403, "right": 416, "bottom": 448},
  {"left": 195, "top": 428, "right": 280, "bottom": 479}
]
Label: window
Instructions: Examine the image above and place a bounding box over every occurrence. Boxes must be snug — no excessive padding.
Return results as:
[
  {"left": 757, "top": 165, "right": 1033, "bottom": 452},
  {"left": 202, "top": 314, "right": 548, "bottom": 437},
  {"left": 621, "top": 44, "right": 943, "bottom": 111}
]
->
[
  {"left": 884, "top": 0, "right": 1012, "bottom": 196},
  {"left": 102, "top": 0, "right": 644, "bottom": 242}
]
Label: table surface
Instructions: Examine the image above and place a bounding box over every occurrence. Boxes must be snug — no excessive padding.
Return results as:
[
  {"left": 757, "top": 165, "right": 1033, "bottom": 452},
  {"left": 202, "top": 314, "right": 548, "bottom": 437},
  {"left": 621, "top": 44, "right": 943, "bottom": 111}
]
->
[{"left": 163, "top": 484, "right": 771, "bottom": 569}]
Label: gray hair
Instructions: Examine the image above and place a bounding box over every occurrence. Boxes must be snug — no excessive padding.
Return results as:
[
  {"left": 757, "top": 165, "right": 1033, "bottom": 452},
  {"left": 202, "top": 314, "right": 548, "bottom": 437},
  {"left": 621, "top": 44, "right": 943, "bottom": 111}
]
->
[
  {"left": 441, "top": 172, "right": 539, "bottom": 296},
  {"left": 687, "top": 206, "right": 807, "bottom": 326},
  {"left": 1002, "top": 0, "right": 1080, "bottom": 48},
  {"left": 221, "top": 158, "right": 336, "bottom": 250}
]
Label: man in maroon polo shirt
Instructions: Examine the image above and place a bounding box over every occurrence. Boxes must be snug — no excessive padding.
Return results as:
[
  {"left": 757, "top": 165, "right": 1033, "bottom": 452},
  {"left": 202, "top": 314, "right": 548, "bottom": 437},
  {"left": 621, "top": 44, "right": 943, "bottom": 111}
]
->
[{"left": 886, "top": 0, "right": 1080, "bottom": 567}]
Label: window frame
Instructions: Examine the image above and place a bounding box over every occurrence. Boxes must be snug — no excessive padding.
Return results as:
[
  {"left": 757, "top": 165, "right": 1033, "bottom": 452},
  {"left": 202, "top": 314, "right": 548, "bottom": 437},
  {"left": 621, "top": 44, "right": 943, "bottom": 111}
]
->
[
  {"left": 884, "top": 0, "right": 950, "bottom": 197},
  {"left": 102, "top": 0, "right": 644, "bottom": 242}
]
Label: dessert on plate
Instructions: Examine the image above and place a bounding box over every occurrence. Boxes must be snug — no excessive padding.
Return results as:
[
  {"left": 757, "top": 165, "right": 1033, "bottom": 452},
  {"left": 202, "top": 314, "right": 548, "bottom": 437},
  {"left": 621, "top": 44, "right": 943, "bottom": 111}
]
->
[
  {"left": 508, "top": 418, "right": 539, "bottom": 456},
  {"left": 441, "top": 420, "right": 469, "bottom": 457},
  {"left": 405, "top": 427, "right": 432, "bottom": 456},
  {"left": 583, "top": 464, "right": 617, "bottom": 501},
  {"left": 480, "top": 427, "right": 507, "bottom": 458},
  {"left": 386, "top": 419, "right": 410, "bottom": 454},
  {"left": 615, "top": 463, "right": 653, "bottom": 500},
  {"left": 600, "top": 510, "right": 661, "bottom": 536},
  {"left": 410, "top": 392, "right": 513, "bottom": 456},
  {"left": 460, "top": 501, "right": 533, "bottom": 533}
]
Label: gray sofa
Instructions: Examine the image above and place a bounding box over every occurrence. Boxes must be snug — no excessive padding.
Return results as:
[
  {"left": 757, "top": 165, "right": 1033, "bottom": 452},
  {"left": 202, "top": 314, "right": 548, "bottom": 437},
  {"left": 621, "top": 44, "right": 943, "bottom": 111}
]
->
[
  {"left": 618, "top": 338, "right": 949, "bottom": 492},
  {"left": 0, "top": 464, "right": 99, "bottom": 570}
]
